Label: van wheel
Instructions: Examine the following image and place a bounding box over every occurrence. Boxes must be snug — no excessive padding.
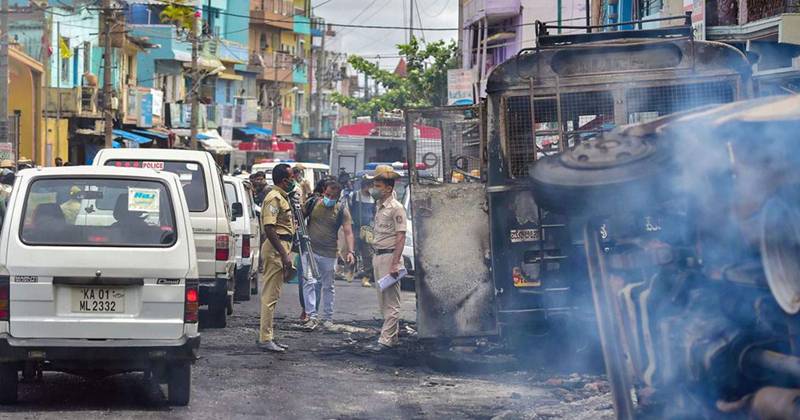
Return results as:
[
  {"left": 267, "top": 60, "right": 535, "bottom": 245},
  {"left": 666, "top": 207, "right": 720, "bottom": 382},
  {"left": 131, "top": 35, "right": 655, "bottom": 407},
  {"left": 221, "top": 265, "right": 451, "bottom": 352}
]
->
[
  {"left": 167, "top": 362, "right": 191, "bottom": 406},
  {"left": 0, "top": 363, "right": 18, "bottom": 404},
  {"left": 207, "top": 294, "right": 227, "bottom": 328},
  {"left": 235, "top": 273, "right": 250, "bottom": 302}
]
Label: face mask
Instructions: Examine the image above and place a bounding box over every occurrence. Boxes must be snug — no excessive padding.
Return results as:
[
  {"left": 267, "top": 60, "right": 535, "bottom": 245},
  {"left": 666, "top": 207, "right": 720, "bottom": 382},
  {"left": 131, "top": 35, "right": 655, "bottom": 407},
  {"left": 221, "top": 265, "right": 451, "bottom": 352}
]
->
[
  {"left": 369, "top": 187, "right": 383, "bottom": 200},
  {"left": 322, "top": 196, "right": 336, "bottom": 208},
  {"left": 284, "top": 180, "right": 296, "bottom": 193}
]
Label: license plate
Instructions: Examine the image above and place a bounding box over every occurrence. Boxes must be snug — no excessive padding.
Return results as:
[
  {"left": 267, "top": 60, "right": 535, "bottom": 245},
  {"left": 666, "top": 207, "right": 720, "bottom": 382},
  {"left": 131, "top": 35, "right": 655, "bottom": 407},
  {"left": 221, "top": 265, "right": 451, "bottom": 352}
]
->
[
  {"left": 510, "top": 228, "right": 543, "bottom": 243},
  {"left": 71, "top": 287, "right": 125, "bottom": 313}
]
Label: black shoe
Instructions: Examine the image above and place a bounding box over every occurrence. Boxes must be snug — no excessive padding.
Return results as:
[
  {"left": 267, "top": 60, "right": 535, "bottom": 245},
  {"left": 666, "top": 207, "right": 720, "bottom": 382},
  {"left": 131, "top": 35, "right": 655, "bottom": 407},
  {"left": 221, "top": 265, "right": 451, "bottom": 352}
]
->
[
  {"left": 257, "top": 341, "right": 286, "bottom": 353},
  {"left": 274, "top": 341, "right": 289, "bottom": 350}
]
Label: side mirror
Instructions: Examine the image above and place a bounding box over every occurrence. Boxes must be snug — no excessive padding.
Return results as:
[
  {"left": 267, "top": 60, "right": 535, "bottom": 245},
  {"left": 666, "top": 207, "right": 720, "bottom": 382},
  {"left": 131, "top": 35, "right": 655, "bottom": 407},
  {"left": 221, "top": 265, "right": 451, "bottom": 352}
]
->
[{"left": 231, "top": 202, "right": 244, "bottom": 219}]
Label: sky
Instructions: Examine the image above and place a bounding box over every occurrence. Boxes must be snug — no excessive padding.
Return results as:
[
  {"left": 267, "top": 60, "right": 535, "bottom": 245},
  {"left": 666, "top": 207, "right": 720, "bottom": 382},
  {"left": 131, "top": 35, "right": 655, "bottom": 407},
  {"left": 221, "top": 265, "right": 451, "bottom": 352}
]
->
[{"left": 313, "top": 0, "right": 459, "bottom": 70}]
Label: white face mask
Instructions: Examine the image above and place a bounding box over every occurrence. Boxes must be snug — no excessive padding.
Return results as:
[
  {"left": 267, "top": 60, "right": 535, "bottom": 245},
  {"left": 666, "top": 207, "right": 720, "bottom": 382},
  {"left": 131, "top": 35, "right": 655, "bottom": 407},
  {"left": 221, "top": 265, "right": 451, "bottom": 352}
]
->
[{"left": 369, "top": 187, "right": 383, "bottom": 200}]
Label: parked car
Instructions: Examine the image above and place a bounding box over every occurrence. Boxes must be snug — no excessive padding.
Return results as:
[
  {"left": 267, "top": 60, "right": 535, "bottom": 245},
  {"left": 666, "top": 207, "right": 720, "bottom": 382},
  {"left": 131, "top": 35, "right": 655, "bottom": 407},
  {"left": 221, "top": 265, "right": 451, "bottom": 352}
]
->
[
  {"left": 94, "top": 149, "right": 236, "bottom": 328},
  {"left": 0, "top": 166, "right": 200, "bottom": 405},
  {"left": 223, "top": 176, "right": 260, "bottom": 301}
]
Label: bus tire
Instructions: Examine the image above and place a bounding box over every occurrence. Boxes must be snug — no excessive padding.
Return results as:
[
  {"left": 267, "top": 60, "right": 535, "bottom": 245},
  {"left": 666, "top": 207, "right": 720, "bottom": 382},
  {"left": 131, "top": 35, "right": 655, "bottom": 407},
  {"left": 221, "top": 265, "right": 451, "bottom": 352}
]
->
[{"left": 0, "top": 363, "right": 18, "bottom": 404}]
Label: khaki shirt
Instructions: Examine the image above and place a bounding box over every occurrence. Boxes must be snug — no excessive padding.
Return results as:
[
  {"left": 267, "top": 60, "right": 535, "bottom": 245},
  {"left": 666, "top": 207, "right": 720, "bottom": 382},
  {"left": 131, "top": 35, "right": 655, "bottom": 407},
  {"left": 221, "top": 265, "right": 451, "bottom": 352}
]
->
[
  {"left": 372, "top": 197, "right": 407, "bottom": 250},
  {"left": 261, "top": 187, "right": 295, "bottom": 237}
]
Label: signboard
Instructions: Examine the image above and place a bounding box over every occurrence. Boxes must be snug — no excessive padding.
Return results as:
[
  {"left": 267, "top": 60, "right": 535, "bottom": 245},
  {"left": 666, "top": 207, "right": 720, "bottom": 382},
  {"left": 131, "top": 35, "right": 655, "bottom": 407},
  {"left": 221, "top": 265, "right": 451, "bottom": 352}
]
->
[
  {"left": 447, "top": 69, "right": 474, "bottom": 105},
  {"left": 151, "top": 89, "right": 163, "bottom": 120},
  {"left": 0, "top": 143, "right": 13, "bottom": 161},
  {"left": 139, "top": 91, "right": 153, "bottom": 128}
]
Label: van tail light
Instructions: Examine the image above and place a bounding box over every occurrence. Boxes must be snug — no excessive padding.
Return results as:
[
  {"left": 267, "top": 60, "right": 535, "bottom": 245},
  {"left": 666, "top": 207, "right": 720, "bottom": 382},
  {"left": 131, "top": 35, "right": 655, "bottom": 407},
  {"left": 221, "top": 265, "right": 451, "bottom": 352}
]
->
[
  {"left": 242, "top": 234, "right": 251, "bottom": 258},
  {"left": 0, "top": 276, "right": 10, "bottom": 321},
  {"left": 184, "top": 279, "right": 199, "bottom": 324},
  {"left": 216, "top": 234, "right": 230, "bottom": 261}
]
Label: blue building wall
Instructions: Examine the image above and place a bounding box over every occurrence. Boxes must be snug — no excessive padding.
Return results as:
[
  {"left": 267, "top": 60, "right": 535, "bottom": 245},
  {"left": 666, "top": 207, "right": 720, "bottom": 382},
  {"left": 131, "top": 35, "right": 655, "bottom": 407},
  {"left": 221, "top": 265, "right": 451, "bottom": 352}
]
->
[
  {"left": 130, "top": 25, "right": 191, "bottom": 88},
  {"left": 47, "top": 7, "right": 100, "bottom": 88}
]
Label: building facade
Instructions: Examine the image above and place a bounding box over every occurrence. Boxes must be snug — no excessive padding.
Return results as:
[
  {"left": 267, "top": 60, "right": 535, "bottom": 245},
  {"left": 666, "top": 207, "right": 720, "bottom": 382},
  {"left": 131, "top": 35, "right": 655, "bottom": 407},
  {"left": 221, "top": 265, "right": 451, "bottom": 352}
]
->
[{"left": 459, "top": 0, "right": 588, "bottom": 100}]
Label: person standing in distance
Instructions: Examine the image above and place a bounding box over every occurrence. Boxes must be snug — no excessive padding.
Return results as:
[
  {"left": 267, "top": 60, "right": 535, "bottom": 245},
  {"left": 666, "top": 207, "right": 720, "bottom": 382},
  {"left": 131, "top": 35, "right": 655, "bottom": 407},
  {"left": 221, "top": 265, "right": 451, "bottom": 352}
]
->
[
  {"left": 365, "top": 165, "right": 406, "bottom": 352},
  {"left": 258, "top": 163, "right": 296, "bottom": 353}
]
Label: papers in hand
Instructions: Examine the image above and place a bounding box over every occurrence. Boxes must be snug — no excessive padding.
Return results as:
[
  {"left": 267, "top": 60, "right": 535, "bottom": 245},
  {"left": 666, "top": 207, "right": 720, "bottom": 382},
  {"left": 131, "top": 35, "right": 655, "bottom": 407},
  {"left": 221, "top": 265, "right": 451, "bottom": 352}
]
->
[{"left": 378, "top": 268, "right": 408, "bottom": 291}]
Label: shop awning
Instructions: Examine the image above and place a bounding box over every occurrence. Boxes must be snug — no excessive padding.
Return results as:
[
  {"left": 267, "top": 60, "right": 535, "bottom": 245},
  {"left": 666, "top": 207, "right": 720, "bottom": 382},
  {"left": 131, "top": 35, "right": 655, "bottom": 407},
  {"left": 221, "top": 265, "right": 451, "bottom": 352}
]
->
[
  {"left": 239, "top": 126, "right": 273, "bottom": 136},
  {"left": 132, "top": 129, "right": 168, "bottom": 139},
  {"left": 113, "top": 129, "right": 153, "bottom": 144},
  {"left": 197, "top": 130, "right": 233, "bottom": 155}
]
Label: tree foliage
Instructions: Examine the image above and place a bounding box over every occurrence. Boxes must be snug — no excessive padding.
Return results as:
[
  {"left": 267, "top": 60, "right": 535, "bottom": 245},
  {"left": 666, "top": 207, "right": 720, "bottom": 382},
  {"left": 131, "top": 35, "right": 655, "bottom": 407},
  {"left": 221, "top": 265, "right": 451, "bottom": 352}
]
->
[
  {"left": 332, "top": 37, "right": 458, "bottom": 117},
  {"left": 160, "top": 0, "right": 195, "bottom": 32}
]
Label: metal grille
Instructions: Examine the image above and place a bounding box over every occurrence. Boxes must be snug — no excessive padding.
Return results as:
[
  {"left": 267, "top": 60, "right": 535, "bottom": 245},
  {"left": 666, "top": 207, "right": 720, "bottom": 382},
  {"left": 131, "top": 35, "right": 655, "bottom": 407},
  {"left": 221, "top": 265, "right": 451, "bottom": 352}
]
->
[
  {"left": 626, "top": 81, "right": 735, "bottom": 123},
  {"left": 506, "top": 91, "right": 614, "bottom": 178},
  {"left": 408, "top": 106, "right": 482, "bottom": 184}
]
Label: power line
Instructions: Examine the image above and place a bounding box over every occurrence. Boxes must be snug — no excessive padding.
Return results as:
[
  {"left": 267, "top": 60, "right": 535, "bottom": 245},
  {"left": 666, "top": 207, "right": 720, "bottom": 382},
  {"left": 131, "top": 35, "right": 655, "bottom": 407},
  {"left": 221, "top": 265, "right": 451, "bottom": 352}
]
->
[
  {"left": 420, "top": 0, "right": 451, "bottom": 18},
  {"left": 312, "top": 0, "right": 334, "bottom": 9},
  {"left": 415, "top": 0, "right": 426, "bottom": 42}
]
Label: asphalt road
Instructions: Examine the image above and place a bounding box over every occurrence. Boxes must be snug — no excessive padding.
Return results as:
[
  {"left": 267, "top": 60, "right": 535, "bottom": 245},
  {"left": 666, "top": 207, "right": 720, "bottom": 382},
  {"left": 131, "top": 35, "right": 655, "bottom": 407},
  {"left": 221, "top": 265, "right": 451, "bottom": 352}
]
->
[{"left": 1, "top": 279, "right": 613, "bottom": 420}]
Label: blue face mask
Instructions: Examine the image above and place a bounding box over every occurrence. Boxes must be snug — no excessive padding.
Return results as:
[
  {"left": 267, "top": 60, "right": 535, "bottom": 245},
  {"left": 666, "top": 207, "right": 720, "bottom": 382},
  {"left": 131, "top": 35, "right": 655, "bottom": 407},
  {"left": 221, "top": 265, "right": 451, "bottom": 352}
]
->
[{"left": 322, "top": 196, "right": 337, "bottom": 208}]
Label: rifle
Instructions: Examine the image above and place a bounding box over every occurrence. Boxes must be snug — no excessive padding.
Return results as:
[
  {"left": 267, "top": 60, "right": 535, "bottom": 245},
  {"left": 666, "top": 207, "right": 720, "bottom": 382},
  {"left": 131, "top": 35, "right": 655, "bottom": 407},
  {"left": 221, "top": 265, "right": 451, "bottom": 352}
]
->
[{"left": 288, "top": 191, "right": 320, "bottom": 280}]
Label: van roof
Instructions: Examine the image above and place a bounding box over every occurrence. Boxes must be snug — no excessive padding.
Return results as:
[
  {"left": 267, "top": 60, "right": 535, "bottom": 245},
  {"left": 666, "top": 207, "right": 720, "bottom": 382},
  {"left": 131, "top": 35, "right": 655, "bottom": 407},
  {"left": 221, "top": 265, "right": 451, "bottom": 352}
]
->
[
  {"left": 17, "top": 166, "right": 180, "bottom": 182},
  {"left": 96, "top": 148, "right": 213, "bottom": 161},
  {"left": 252, "top": 162, "right": 330, "bottom": 170}
]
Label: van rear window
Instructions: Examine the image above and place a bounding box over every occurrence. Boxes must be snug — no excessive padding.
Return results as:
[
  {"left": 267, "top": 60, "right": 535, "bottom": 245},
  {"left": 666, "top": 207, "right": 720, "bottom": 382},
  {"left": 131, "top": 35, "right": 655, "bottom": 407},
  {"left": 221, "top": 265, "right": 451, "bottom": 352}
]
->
[
  {"left": 20, "top": 178, "right": 177, "bottom": 247},
  {"left": 106, "top": 160, "right": 208, "bottom": 212}
]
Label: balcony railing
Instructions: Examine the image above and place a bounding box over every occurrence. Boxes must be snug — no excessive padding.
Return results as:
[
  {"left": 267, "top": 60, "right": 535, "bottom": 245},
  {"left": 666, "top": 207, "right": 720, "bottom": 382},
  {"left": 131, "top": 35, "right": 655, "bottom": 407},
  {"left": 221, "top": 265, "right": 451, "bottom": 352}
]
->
[
  {"left": 45, "top": 87, "right": 100, "bottom": 117},
  {"left": 252, "top": 51, "right": 295, "bottom": 82}
]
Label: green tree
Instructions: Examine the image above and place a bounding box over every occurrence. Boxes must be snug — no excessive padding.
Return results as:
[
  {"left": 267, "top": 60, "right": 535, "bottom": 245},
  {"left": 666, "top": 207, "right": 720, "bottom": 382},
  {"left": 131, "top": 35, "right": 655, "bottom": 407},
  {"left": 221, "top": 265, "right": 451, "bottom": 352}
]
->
[
  {"left": 160, "top": 0, "right": 196, "bottom": 31},
  {"left": 332, "top": 37, "right": 457, "bottom": 117}
]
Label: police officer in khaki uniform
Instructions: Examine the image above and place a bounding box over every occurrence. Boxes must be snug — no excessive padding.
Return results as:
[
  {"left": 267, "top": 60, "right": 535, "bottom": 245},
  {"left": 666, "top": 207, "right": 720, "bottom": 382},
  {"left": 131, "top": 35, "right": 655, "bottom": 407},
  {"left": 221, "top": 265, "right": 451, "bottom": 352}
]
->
[
  {"left": 365, "top": 165, "right": 407, "bottom": 351},
  {"left": 258, "top": 163, "right": 296, "bottom": 353}
]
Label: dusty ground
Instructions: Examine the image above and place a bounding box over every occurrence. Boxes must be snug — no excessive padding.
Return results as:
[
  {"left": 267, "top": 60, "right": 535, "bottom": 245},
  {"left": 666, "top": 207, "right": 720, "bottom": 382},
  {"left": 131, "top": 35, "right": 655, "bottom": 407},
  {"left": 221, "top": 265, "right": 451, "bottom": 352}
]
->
[{"left": 1, "top": 280, "right": 613, "bottom": 419}]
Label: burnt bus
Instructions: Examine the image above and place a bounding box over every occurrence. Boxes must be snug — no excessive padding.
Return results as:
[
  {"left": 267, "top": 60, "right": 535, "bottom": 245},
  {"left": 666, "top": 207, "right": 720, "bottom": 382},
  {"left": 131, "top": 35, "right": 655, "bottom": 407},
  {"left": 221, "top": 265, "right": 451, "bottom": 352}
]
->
[
  {"left": 531, "top": 94, "right": 800, "bottom": 419},
  {"left": 406, "top": 17, "right": 752, "bottom": 349}
]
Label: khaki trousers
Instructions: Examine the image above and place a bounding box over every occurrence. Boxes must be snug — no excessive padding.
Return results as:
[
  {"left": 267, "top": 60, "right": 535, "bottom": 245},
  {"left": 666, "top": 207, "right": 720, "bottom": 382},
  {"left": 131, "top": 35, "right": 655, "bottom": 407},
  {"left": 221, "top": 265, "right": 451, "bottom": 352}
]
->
[
  {"left": 259, "top": 239, "right": 291, "bottom": 343},
  {"left": 373, "top": 253, "right": 401, "bottom": 346}
]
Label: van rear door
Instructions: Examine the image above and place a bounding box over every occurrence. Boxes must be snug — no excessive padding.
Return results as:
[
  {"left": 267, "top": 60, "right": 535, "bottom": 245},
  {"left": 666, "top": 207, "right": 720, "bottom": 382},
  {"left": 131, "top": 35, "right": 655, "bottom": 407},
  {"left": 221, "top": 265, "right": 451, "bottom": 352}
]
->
[{"left": 8, "top": 176, "right": 189, "bottom": 340}]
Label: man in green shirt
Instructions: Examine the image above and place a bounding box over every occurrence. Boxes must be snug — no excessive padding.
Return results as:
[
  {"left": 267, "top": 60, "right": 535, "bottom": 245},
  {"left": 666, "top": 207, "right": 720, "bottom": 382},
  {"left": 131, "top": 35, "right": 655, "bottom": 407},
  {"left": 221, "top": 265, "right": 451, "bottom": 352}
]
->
[{"left": 302, "top": 179, "right": 356, "bottom": 331}]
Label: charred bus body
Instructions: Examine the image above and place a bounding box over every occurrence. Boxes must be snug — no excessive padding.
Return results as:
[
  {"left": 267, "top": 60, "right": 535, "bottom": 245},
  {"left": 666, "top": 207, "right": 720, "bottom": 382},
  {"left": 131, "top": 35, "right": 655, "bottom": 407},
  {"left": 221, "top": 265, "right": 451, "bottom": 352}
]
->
[
  {"left": 407, "top": 18, "right": 753, "bottom": 354},
  {"left": 532, "top": 95, "right": 800, "bottom": 419}
]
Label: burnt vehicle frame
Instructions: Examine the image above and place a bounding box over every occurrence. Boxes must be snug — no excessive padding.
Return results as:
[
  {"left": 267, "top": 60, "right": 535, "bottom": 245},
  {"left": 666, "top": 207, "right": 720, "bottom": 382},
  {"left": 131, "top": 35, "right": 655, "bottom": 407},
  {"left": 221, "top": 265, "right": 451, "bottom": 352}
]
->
[
  {"left": 405, "top": 14, "right": 753, "bottom": 350},
  {"left": 531, "top": 95, "right": 800, "bottom": 419}
]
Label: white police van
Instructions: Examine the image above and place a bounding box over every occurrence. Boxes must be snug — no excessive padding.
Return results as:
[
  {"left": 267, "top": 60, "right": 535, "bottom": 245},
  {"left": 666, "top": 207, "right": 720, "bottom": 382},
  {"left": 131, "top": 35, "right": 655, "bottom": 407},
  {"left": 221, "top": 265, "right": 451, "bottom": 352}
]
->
[
  {"left": 0, "top": 167, "right": 200, "bottom": 405},
  {"left": 94, "top": 149, "right": 236, "bottom": 328}
]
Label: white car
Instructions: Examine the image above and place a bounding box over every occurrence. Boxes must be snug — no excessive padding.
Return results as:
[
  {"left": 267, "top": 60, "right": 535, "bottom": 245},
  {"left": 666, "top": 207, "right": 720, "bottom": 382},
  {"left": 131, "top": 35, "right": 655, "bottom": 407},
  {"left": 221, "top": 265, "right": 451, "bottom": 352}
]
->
[
  {"left": 0, "top": 167, "right": 200, "bottom": 405},
  {"left": 94, "top": 149, "right": 236, "bottom": 328},
  {"left": 223, "top": 176, "right": 260, "bottom": 301},
  {"left": 251, "top": 161, "right": 330, "bottom": 188}
]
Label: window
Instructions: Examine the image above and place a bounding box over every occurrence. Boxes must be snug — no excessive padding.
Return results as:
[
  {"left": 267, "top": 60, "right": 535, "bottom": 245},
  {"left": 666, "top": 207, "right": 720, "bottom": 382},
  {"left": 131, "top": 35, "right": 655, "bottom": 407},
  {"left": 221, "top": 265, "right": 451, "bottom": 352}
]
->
[
  {"left": 224, "top": 182, "right": 238, "bottom": 215},
  {"left": 20, "top": 178, "right": 177, "bottom": 247},
  {"left": 106, "top": 160, "right": 208, "bottom": 212},
  {"left": 225, "top": 81, "right": 232, "bottom": 103}
]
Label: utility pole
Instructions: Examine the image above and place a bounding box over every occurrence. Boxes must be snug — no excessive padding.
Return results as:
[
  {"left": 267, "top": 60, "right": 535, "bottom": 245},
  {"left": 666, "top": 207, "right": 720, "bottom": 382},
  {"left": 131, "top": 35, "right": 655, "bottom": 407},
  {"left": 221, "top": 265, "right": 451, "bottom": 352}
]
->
[
  {"left": 102, "top": 0, "right": 114, "bottom": 149},
  {"left": 0, "top": 0, "right": 9, "bottom": 154},
  {"left": 271, "top": 57, "right": 279, "bottom": 139},
  {"left": 409, "top": 0, "right": 414, "bottom": 42},
  {"left": 314, "top": 25, "right": 324, "bottom": 138},
  {"left": 190, "top": 4, "right": 201, "bottom": 149}
]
